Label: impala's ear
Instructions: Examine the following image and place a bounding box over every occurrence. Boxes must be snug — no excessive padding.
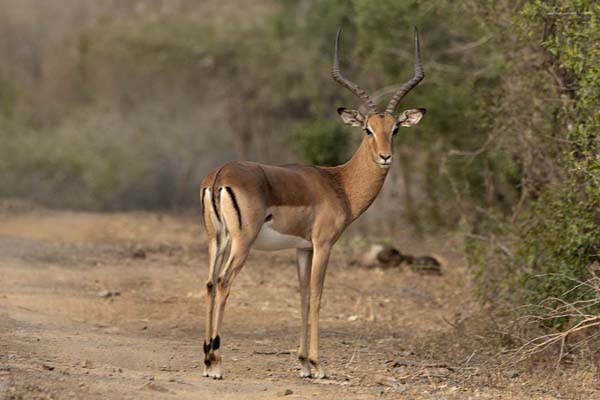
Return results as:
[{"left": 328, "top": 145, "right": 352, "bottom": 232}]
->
[
  {"left": 397, "top": 108, "right": 426, "bottom": 127},
  {"left": 337, "top": 108, "right": 365, "bottom": 127}
]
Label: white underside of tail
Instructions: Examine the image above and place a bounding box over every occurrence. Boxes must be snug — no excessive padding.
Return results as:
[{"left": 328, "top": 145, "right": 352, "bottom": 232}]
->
[
  {"left": 204, "top": 188, "right": 230, "bottom": 252},
  {"left": 253, "top": 220, "right": 312, "bottom": 251},
  {"left": 204, "top": 188, "right": 220, "bottom": 229}
]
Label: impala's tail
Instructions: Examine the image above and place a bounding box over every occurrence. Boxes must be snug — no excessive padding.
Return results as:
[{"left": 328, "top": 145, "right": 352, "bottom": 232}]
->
[{"left": 201, "top": 186, "right": 230, "bottom": 263}]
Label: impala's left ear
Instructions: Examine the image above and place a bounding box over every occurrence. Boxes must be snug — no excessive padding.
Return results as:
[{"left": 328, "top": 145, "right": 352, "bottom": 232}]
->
[{"left": 397, "top": 108, "right": 426, "bottom": 127}]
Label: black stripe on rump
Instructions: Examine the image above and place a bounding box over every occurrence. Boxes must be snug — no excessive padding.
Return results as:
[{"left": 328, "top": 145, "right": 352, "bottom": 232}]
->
[
  {"left": 224, "top": 186, "right": 242, "bottom": 229},
  {"left": 211, "top": 189, "right": 220, "bottom": 222},
  {"left": 211, "top": 166, "right": 226, "bottom": 222}
]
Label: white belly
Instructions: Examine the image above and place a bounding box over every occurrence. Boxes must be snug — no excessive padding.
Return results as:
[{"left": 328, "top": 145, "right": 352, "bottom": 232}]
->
[{"left": 253, "top": 222, "right": 312, "bottom": 251}]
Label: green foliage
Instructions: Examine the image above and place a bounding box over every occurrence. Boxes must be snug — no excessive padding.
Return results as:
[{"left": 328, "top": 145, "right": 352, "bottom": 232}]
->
[
  {"left": 515, "top": 1, "right": 600, "bottom": 320},
  {"left": 519, "top": 182, "right": 600, "bottom": 310},
  {"left": 291, "top": 119, "right": 350, "bottom": 166},
  {"left": 466, "top": 0, "right": 600, "bottom": 329}
]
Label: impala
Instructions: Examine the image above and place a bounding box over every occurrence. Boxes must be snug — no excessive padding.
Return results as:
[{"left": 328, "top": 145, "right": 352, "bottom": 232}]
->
[{"left": 200, "top": 28, "right": 425, "bottom": 379}]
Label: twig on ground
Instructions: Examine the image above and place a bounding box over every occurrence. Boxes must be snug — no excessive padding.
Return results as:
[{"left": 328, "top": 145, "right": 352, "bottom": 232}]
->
[
  {"left": 389, "top": 359, "right": 457, "bottom": 372},
  {"left": 344, "top": 335, "right": 362, "bottom": 369},
  {"left": 510, "top": 270, "right": 600, "bottom": 366},
  {"left": 253, "top": 350, "right": 292, "bottom": 356}
]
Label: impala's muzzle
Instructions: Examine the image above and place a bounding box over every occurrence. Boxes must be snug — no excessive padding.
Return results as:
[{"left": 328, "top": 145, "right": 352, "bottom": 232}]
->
[
  {"left": 377, "top": 153, "right": 392, "bottom": 167},
  {"left": 376, "top": 154, "right": 393, "bottom": 168}
]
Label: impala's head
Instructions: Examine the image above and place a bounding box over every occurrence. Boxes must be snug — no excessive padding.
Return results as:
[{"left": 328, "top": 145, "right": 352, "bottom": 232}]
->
[{"left": 332, "top": 28, "right": 426, "bottom": 169}]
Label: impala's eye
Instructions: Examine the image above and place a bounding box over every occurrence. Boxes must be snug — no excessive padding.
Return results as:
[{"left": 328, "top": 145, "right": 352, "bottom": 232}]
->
[
  {"left": 392, "top": 126, "right": 399, "bottom": 135},
  {"left": 365, "top": 127, "right": 374, "bottom": 136}
]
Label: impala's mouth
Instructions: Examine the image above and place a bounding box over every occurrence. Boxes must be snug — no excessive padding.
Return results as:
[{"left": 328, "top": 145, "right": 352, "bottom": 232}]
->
[{"left": 376, "top": 160, "right": 392, "bottom": 168}]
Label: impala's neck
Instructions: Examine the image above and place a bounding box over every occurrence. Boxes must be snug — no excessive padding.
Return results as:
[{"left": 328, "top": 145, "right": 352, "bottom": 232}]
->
[{"left": 335, "top": 137, "right": 389, "bottom": 221}]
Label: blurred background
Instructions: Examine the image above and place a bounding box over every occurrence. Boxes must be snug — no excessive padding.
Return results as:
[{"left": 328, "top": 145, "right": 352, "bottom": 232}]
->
[
  {"left": 0, "top": 0, "right": 598, "bottom": 332},
  {"left": 0, "top": 0, "right": 504, "bottom": 216}
]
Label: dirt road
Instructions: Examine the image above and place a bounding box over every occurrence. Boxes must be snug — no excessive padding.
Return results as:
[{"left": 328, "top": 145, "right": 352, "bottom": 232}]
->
[{"left": 0, "top": 206, "right": 595, "bottom": 399}]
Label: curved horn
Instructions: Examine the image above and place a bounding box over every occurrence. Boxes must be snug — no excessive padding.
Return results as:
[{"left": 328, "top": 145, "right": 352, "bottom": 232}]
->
[
  {"left": 332, "top": 28, "right": 377, "bottom": 112},
  {"left": 385, "top": 27, "right": 425, "bottom": 114}
]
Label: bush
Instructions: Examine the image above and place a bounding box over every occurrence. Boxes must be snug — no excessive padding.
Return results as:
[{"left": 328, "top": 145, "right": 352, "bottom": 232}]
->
[
  {"left": 291, "top": 119, "right": 350, "bottom": 166},
  {"left": 467, "top": 1, "right": 600, "bottom": 334}
]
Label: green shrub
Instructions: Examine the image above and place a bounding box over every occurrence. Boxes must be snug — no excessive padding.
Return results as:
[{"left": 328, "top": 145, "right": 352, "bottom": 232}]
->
[
  {"left": 467, "top": 0, "right": 600, "bottom": 330},
  {"left": 292, "top": 119, "right": 350, "bottom": 166}
]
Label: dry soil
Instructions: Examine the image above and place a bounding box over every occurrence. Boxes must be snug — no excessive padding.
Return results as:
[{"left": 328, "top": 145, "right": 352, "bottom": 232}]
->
[{"left": 0, "top": 206, "right": 596, "bottom": 399}]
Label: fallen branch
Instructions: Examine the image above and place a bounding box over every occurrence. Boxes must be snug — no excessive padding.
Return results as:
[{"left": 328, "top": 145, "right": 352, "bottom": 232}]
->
[
  {"left": 253, "top": 350, "right": 292, "bottom": 356},
  {"left": 514, "top": 316, "right": 600, "bottom": 364},
  {"left": 357, "top": 244, "right": 443, "bottom": 275},
  {"left": 389, "top": 359, "right": 457, "bottom": 372}
]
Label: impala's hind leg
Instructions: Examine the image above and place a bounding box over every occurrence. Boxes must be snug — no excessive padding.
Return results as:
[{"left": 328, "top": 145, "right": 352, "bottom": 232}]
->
[
  {"left": 205, "top": 186, "right": 261, "bottom": 379},
  {"left": 207, "top": 240, "right": 250, "bottom": 379},
  {"left": 202, "top": 188, "right": 229, "bottom": 377},
  {"left": 203, "top": 235, "right": 218, "bottom": 377}
]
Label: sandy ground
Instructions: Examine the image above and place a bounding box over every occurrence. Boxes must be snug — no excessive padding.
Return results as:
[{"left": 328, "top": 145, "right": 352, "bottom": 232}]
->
[{"left": 0, "top": 205, "right": 597, "bottom": 399}]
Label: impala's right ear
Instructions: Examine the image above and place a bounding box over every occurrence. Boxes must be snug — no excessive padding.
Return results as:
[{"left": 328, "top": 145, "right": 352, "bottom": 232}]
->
[{"left": 337, "top": 108, "right": 364, "bottom": 127}]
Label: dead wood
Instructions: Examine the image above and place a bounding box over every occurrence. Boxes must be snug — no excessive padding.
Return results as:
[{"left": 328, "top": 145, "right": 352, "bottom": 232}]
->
[{"left": 358, "top": 244, "right": 443, "bottom": 275}]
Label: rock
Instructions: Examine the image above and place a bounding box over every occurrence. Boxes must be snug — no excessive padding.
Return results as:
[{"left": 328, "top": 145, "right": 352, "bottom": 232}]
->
[
  {"left": 359, "top": 245, "right": 409, "bottom": 269},
  {"left": 410, "top": 256, "right": 442, "bottom": 275},
  {"left": 161, "top": 296, "right": 178, "bottom": 304},
  {"left": 132, "top": 248, "right": 147, "bottom": 259},
  {"left": 277, "top": 389, "right": 293, "bottom": 396},
  {"left": 97, "top": 290, "right": 120, "bottom": 298},
  {"left": 142, "top": 382, "right": 168, "bottom": 393},
  {"left": 376, "top": 246, "right": 407, "bottom": 266},
  {"left": 81, "top": 360, "right": 94, "bottom": 369},
  {"left": 505, "top": 369, "right": 520, "bottom": 379},
  {"left": 357, "top": 244, "right": 443, "bottom": 274},
  {"left": 103, "top": 326, "right": 120, "bottom": 334},
  {"left": 360, "top": 244, "right": 384, "bottom": 267},
  {"left": 42, "top": 363, "right": 55, "bottom": 371}
]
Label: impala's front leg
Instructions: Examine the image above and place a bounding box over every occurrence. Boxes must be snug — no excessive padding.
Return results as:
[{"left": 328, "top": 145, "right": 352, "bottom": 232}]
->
[
  {"left": 296, "top": 249, "right": 313, "bottom": 378},
  {"left": 308, "top": 244, "right": 332, "bottom": 379}
]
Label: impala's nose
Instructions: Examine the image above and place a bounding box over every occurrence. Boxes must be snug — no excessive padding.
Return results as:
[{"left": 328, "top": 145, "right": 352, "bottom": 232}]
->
[{"left": 377, "top": 153, "right": 393, "bottom": 168}]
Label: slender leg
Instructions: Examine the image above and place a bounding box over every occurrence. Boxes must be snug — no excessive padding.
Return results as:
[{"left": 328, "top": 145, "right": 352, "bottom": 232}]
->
[
  {"left": 202, "top": 187, "right": 222, "bottom": 377},
  {"left": 308, "top": 244, "right": 331, "bottom": 379},
  {"left": 296, "top": 249, "right": 313, "bottom": 378},
  {"left": 203, "top": 231, "right": 230, "bottom": 376},
  {"left": 207, "top": 241, "right": 250, "bottom": 379},
  {"left": 203, "top": 238, "right": 218, "bottom": 377}
]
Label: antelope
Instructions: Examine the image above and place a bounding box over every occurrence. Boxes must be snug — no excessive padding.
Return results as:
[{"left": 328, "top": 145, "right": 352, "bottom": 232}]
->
[{"left": 200, "top": 28, "right": 425, "bottom": 380}]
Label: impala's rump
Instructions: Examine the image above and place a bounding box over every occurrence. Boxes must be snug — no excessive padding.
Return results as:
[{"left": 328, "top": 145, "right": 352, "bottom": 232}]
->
[{"left": 202, "top": 161, "right": 327, "bottom": 249}]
